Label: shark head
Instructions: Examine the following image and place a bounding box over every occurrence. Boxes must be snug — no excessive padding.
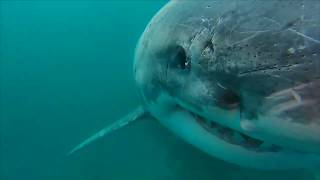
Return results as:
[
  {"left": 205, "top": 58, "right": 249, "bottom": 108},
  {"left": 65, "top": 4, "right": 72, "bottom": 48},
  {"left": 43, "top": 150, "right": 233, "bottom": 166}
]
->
[{"left": 134, "top": 0, "right": 320, "bottom": 170}]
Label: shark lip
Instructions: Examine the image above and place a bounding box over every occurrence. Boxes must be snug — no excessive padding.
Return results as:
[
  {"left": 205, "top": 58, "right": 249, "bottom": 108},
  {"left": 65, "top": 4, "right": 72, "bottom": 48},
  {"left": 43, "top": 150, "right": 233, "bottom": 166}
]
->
[{"left": 190, "top": 112, "right": 286, "bottom": 153}]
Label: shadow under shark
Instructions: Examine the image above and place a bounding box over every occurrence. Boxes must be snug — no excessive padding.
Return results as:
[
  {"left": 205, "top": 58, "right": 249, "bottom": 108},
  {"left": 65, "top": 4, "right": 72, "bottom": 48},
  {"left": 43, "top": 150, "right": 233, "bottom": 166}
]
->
[{"left": 69, "top": 0, "right": 320, "bottom": 173}]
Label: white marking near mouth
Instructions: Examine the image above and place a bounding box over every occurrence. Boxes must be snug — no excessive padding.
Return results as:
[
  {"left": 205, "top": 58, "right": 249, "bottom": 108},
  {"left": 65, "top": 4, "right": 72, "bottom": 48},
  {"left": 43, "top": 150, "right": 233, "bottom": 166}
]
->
[{"left": 240, "top": 119, "right": 257, "bottom": 132}]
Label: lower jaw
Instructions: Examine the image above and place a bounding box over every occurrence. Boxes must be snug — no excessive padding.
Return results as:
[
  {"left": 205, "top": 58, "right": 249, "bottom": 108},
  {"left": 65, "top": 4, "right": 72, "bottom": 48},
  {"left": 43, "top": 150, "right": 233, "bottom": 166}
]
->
[
  {"left": 154, "top": 104, "right": 320, "bottom": 170},
  {"left": 193, "top": 113, "right": 284, "bottom": 153}
]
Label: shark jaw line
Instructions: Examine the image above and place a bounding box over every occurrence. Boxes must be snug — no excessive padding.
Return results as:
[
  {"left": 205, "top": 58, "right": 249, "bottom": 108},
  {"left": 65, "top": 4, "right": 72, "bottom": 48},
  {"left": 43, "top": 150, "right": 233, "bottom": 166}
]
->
[
  {"left": 172, "top": 100, "right": 289, "bottom": 154},
  {"left": 193, "top": 113, "right": 284, "bottom": 153},
  {"left": 160, "top": 103, "right": 320, "bottom": 170},
  {"left": 176, "top": 104, "right": 300, "bottom": 155},
  {"left": 146, "top": 93, "right": 320, "bottom": 169}
]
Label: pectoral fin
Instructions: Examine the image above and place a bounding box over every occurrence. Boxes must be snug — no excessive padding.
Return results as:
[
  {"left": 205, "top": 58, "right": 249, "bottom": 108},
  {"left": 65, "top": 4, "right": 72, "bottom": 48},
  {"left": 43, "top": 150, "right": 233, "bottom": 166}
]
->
[{"left": 68, "top": 106, "right": 148, "bottom": 155}]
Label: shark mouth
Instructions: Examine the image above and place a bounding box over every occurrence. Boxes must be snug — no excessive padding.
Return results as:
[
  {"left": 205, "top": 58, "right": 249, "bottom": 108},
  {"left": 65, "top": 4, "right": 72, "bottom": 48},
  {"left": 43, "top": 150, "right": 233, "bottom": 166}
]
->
[
  {"left": 151, "top": 96, "right": 320, "bottom": 169},
  {"left": 192, "top": 113, "right": 286, "bottom": 153}
]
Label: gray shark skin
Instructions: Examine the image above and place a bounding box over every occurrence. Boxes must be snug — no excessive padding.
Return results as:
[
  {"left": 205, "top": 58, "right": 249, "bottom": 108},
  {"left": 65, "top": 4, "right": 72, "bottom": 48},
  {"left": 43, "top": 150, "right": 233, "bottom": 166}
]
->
[
  {"left": 70, "top": 0, "right": 320, "bottom": 171},
  {"left": 134, "top": 0, "right": 320, "bottom": 170}
]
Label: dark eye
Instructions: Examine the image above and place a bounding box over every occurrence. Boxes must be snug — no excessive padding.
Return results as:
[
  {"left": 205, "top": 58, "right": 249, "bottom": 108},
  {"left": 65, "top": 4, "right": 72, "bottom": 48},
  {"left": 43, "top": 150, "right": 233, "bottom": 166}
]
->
[{"left": 171, "top": 46, "right": 190, "bottom": 70}]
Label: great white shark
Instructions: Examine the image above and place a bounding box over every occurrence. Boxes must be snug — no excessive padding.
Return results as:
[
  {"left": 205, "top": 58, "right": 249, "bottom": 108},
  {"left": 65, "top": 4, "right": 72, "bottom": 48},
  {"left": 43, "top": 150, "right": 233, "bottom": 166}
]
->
[{"left": 69, "top": 0, "right": 320, "bottom": 174}]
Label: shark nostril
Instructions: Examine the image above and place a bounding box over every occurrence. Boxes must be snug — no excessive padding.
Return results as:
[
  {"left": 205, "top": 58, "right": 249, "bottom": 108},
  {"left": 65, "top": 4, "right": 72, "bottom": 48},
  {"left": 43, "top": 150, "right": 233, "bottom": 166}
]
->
[{"left": 221, "top": 90, "right": 241, "bottom": 109}]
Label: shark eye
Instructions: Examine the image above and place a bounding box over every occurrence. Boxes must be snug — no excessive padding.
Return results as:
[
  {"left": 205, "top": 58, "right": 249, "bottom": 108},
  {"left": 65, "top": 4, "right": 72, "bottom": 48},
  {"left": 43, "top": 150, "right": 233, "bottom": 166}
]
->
[{"left": 171, "top": 46, "right": 190, "bottom": 70}]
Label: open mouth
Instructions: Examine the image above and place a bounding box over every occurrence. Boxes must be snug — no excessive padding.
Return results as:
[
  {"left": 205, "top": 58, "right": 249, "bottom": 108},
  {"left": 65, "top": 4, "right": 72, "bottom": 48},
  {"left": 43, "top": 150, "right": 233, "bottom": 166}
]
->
[{"left": 192, "top": 113, "right": 285, "bottom": 153}]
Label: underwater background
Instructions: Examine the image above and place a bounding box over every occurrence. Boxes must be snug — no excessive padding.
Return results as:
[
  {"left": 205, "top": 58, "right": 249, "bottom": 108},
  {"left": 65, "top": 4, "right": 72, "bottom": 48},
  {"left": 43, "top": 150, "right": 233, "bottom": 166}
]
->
[{"left": 0, "top": 1, "right": 315, "bottom": 180}]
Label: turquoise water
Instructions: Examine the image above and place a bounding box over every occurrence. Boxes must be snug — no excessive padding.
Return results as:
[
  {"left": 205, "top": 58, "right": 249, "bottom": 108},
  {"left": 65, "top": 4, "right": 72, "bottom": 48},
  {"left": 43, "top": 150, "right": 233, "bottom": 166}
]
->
[{"left": 0, "top": 1, "right": 314, "bottom": 180}]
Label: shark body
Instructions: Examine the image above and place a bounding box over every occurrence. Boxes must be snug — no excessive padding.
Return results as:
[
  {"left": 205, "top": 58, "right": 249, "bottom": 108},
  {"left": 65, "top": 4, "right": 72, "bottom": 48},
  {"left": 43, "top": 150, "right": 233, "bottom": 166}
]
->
[{"left": 70, "top": 0, "right": 320, "bottom": 171}]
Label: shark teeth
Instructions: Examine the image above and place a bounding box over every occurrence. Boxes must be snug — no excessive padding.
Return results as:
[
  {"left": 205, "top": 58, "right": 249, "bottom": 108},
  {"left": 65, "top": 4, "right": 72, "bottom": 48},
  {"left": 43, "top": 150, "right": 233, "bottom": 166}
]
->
[{"left": 194, "top": 114, "right": 282, "bottom": 152}]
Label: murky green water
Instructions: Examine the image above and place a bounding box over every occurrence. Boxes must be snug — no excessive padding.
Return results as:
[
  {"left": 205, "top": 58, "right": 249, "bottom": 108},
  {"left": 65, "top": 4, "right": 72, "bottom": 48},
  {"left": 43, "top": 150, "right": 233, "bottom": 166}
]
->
[{"left": 0, "top": 1, "right": 315, "bottom": 180}]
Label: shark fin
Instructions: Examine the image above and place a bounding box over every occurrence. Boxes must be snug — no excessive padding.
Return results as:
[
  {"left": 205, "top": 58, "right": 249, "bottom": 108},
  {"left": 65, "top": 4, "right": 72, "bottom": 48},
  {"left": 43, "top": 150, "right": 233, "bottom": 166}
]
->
[{"left": 68, "top": 106, "right": 148, "bottom": 156}]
